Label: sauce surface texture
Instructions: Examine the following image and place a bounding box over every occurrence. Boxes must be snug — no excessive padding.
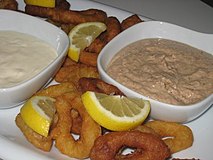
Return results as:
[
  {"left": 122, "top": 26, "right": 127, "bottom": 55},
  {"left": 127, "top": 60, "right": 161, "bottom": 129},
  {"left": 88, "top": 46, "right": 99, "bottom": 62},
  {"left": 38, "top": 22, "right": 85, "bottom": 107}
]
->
[
  {"left": 0, "top": 31, "right": 57, "bottom": 88},
  {"left": 107, "top": 38, "right": 213, "bottom": 105}
]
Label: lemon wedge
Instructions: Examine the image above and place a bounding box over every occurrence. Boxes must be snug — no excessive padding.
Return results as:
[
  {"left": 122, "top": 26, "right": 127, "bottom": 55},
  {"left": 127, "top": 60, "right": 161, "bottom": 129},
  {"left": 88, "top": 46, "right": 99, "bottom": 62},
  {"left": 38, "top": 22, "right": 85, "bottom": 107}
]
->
[
  {"left": 20, "top": 96, "right": 56, "bottom": 137},
  {"left": 24, "top": 0, "right": 55, "bottom": 8},
  {"left": 68, "top": 22, "right": 107, "bottom": 62},
  {"left": 81, "top": 91, "right": 150, "bottom": 131}
]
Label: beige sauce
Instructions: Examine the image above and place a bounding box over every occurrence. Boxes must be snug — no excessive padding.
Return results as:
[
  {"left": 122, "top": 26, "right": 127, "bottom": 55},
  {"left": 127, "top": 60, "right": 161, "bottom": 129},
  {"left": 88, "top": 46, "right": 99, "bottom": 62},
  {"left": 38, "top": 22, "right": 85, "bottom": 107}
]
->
[
  {"left": 0, "top": 31, "right": 57, "bottom": 88},
  {"left": 107, "top": 38, "right": 213, "bottom": 105}
]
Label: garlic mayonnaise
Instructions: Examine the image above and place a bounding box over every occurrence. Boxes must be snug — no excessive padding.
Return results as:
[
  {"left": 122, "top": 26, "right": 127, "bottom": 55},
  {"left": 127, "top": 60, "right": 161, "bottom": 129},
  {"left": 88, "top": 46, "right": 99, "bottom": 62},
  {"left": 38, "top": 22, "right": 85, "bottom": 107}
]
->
[{"left": 0, "top": 31, "right": 57, "bottom": 88}]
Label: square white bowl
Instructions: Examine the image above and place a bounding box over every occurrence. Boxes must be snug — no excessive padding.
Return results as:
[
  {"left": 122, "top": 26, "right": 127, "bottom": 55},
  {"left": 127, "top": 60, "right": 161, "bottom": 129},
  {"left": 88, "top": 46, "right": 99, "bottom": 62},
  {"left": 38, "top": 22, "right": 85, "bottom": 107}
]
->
[
  {"left": 0, "top": 10, "right": 69, "bottom": 109},
  {"left": 98, "top": 21, "right": 213, "bottom": 123}
]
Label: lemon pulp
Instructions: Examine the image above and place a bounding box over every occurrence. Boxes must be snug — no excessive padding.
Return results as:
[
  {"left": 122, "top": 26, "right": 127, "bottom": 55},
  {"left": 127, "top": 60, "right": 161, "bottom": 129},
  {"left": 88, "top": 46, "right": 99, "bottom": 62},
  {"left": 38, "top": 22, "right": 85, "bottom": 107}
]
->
[
  {"left": 20, "top": 96, "right": 56, "bottom": 137},
  {"left": 82, "top": 91, "right": 150, "bottom": 131}
]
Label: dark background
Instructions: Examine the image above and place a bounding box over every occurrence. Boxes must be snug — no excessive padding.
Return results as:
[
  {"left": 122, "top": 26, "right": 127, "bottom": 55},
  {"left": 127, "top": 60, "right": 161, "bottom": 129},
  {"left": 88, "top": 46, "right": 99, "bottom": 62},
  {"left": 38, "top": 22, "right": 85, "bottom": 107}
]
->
[{"left": 201, "top": 0, "right": 213, "bottom": 7}]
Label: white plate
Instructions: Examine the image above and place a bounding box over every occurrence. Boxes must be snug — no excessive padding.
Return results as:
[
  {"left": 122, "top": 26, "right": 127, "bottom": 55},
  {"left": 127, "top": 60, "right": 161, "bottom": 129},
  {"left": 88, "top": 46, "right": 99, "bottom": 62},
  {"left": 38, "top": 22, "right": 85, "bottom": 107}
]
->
[{"left": 0, "top": 0, "right": 212, "bottom": 159}]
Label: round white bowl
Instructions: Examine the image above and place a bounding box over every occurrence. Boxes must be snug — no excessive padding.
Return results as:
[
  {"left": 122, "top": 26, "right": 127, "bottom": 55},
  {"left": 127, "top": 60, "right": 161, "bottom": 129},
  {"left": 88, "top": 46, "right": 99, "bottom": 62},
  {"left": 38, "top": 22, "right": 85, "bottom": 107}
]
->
[
  {"left": 98, "top": 21, "right": 213, "bottom": 123},
  {"left": 0, "top": 10, "right": 69, "bottom": 109}
]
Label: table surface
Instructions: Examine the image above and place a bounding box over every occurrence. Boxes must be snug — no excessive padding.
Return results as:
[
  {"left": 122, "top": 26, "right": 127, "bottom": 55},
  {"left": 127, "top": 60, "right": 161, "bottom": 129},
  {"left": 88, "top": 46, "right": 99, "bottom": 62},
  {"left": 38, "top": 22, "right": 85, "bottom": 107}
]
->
[{"left": 91, "top": 0, "right": 213, "bottom": 33}]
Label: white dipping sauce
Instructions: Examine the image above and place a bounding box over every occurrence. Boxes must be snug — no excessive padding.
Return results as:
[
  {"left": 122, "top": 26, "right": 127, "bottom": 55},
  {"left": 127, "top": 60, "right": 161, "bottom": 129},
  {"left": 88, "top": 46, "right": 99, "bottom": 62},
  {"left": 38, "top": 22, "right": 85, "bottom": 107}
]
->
[{"left": 0, "top": 31, "right": 57, "bottom": 88}]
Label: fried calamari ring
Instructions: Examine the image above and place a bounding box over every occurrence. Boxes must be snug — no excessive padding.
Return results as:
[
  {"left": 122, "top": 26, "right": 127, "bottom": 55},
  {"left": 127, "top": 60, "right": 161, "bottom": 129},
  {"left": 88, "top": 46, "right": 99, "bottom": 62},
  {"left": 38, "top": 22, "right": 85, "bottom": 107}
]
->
[
  {"left": 79, "top": 51, "right": 98, "bottom": 67},
  {"left": 121, "top": 14, "right": 143, "bottom": 31},
  {"left": 54, "top": 63, "right": 99, "bottom": 85},
  {"left": 90, "top": 131, "right": 171, "bottom": 160},
  {"left": 103, "top": 16, "right": 121, "bottom": 43},
  {"left": 84, "top": 38, "right": 105, "bottom": 54},
  {"left": 50, "top": 92, "right": 79, "bottom": 138},
  {"left": 51, "top": 94, "right": 101, "bottom": 159},
  {"left": 78, "top": 77, "right": 124, "bottom": 95},
  {"left": 35, "top": 82, "right": 78, "bottom": 98},
  {"left": 145, "top": 121, "right": 194, "bottom": 153},
  {"left": 79, "top": 8, "right": 107, "bottom": 16},
  {"left": 70, "top": 108, "right": 82, "bottom": 134},
  {"left": 43, "top": 8, "right": 107, "bottom": 33},
  {"left": 25, "top": 0, "right": 70, "bottom": 18},
  {"left": 80, "top": 41, "right": 103, "bottom": 66},
  {"left": 133, "top": 124, "right": 161, "bottom": 138},
  {"left": 15, "top": 114, "right": 53, "bottom": 151},
  {"left": 0, "top": 0, "right": 18, "bottom": 10},
  {"left": 25, "top": 5, "right": 54, "bottom": 18},
  {"left": 50, "top": 8, "right": 107, "bottom": 24}
]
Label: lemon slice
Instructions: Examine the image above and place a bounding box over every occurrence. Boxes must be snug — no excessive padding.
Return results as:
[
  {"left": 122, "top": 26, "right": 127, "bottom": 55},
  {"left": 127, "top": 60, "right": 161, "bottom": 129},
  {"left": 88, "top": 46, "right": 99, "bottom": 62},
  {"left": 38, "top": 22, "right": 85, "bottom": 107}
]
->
[
  {"left": 68, "top": 22, "right": 107, "bottom": 62},
  {"left": 20, "top": 96, "right": 56, "bottom": 137},
  {"left": 81, "top": 91, "right": 150, "bottom": 131},
  {"left": 24, "top": 0, "right": 55, "bottom": 8}
]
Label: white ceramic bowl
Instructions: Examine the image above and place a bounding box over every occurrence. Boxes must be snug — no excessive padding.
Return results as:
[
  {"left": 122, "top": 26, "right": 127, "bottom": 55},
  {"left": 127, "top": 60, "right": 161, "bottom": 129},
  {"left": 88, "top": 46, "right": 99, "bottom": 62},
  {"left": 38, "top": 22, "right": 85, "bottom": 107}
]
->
[
  {"left": 98, "top": 21, "right": 213, "bottom": 123},
  {"left": 0, "top": 10, "right": 69, "bottom": 109}
]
